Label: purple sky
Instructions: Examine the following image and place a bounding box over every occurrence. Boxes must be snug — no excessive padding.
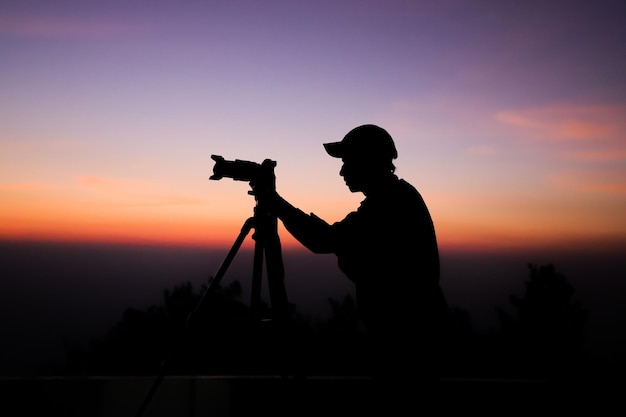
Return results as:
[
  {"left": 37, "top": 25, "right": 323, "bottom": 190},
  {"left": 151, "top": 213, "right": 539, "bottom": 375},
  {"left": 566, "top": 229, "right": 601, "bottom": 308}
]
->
[{"left": 1, "top": 0, "right": 625, "bottom": 251}]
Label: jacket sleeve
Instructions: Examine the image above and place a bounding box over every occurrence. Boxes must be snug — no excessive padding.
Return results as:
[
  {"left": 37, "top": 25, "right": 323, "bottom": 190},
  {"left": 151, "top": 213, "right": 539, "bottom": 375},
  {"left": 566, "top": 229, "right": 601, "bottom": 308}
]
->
[{"left": 273, "top": 194, "right": 335, "bottom": 254}]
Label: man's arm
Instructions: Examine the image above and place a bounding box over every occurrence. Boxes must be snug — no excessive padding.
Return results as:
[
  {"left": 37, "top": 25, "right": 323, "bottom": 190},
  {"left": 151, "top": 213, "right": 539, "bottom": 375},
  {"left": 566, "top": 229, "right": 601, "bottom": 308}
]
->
[{"left": 268, "top": 192, "right": 335, "bottom": 254}]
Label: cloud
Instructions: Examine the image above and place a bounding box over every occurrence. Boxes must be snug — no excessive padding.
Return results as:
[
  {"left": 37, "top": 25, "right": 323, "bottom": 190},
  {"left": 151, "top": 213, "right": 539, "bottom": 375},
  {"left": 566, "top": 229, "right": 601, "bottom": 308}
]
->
[
  {"left": 496, "top": 104, "right": 626, "bottom": 196},
  {"left": 561, "top": 149, "right": 626, "bottom": 163},
  {"left": 496, "top": 105, "right": 625, "bottom": 142},
  {"left": 495, "top": 112, "right": 542, "bottom": 130},
  {"left": 547, "top": 169, "right": 626, "bottom": 195},
  {"left": 77, "top": 176, "right": 205, "bottom": 206},
  {"left": 497, "top": 104, "right": 626, "bottom": 173}
]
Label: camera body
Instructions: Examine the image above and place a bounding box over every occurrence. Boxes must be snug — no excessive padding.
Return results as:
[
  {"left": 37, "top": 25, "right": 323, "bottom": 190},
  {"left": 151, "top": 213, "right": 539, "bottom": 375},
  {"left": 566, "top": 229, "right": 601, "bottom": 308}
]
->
[{"left": 209, "top": 154, "right": 276, "bottom": 183}]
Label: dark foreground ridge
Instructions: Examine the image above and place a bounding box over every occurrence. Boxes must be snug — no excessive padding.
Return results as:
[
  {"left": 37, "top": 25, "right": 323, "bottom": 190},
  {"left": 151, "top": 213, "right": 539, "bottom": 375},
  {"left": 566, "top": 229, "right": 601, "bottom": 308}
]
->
[{"left": 1, "top": 374, "right": 620, "bottom": 417}]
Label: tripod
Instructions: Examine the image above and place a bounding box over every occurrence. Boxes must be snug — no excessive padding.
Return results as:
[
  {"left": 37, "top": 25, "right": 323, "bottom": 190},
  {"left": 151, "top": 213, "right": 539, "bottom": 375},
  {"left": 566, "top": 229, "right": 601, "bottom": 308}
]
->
[{"left": 134, "top": 190, "right": 290, "bottom": 417}]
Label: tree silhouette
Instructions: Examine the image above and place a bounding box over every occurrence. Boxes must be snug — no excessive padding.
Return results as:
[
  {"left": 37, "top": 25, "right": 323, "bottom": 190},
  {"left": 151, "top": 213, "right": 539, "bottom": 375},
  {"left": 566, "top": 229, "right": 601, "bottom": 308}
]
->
[
  {"left": 60, "top": 262, "right": 591, "bottom": 381},
  {"left": 62, "top": 278, "right": 374, "bottom": 377},
  {"left": 63, "top": 278, "right": 274, "bottom": 376},
  {"left": 490, "top": 263, "right": 588, "bottom": 379}
]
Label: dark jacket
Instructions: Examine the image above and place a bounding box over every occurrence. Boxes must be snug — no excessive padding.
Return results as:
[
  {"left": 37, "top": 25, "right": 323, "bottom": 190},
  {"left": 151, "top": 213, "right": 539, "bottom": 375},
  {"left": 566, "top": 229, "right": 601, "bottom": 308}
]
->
[{"left": 277, "top": 175, "right": 448, "bottom": 341}]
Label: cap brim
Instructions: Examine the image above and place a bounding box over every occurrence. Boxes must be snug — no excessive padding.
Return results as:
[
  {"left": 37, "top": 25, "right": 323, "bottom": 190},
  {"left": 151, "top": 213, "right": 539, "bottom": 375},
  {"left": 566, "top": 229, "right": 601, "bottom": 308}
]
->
[{"left": 323, "top": 142, "right": 344, "bottom": 158}]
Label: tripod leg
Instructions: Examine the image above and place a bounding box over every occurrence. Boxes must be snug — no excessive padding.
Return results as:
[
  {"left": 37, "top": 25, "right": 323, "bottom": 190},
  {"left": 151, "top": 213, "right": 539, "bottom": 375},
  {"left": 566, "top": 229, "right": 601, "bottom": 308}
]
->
[
  {"left": 254, "top": 212, "right": 293, "bottom": 381},
  {"left": 264, "top": 219, "right": 289, "bottom": 321},
  {"left": 134, "top": 217, "right": 255, "bottom": 417},
  {"left": 251, "top": 206, "right": 289, "bottom": 322},
  {"left": 196, "top": 217, "right": 255, "bottom": 314},
  {"left": 251, "top": 239, "right": 264, "bottom": 314}
]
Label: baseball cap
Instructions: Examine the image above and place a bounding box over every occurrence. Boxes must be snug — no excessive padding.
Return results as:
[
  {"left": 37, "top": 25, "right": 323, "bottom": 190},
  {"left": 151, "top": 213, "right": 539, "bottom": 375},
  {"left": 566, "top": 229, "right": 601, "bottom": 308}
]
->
[{"left": 324, "top": 124, "right": 398, "bottom": 160}]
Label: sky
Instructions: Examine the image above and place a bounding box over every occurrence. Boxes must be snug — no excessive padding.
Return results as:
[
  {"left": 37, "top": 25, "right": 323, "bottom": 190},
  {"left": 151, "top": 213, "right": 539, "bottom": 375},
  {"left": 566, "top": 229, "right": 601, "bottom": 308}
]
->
[
  {"left": 1, "top": 0, "right": 626, "bottom": 375},
  {"left": 1, "top": 0, "right": 625, "bottom": 254}
]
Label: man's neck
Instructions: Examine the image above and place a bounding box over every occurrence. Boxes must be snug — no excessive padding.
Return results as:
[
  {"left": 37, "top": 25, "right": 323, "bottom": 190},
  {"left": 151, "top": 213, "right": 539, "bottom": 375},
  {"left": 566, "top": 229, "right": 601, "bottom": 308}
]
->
[{"left": 361, "top": 173, "right": 397, "bottom": 196}]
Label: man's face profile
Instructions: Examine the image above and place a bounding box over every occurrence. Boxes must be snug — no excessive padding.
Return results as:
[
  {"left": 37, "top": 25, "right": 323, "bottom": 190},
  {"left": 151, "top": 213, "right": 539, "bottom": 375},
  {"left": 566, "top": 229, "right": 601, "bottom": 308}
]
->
[{"left": 340, "top": 158, "right": 372, "bottom": 192}]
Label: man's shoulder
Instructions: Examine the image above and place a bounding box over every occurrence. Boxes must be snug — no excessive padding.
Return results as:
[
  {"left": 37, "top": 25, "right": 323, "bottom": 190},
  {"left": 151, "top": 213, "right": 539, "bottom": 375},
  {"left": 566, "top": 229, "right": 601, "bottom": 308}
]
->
[
  {"left": 392, "top": 178, "right": 425, "bottom": 203},
  {"left": 396, "top": 177, "right": 419, "bottom": 192}
]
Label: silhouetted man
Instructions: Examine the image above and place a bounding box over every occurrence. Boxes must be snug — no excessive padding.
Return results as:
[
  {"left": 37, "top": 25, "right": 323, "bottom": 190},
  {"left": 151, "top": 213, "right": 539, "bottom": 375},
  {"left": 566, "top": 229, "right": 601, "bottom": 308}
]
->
[{"left": 258, "top": 124, "right": 448, "bottom": 410}]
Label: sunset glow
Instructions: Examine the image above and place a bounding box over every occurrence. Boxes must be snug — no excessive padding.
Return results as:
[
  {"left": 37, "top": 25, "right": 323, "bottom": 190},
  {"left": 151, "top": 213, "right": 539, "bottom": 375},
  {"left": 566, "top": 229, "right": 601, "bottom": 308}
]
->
[{"left": 1, "top": 0, "right": 625, "bottom": 255}]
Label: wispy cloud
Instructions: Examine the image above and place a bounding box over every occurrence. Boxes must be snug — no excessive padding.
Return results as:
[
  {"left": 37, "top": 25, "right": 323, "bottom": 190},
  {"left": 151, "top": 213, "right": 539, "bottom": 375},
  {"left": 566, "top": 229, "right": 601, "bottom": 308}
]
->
[
  {"left": 498, "top": 104, "right": 626, "bottom": 195},
  {"left": 77, "top": 176, "right": 205, "bottom": 206},
  {"left": 561, "top": 149, "right": 626, "bottom": 163},
  {"left": 547, "top": 169, "right": 626, "bottom": 195},
  {"left": 496, "top": 105, "right": 624, "bottom": 142}
]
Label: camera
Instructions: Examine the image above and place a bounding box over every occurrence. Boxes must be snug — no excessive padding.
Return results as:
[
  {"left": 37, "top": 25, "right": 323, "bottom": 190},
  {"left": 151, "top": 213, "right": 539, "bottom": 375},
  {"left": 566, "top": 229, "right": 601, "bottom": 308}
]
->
[{"left": 209, "top": 154, "right": 276, "bottom": 182}]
